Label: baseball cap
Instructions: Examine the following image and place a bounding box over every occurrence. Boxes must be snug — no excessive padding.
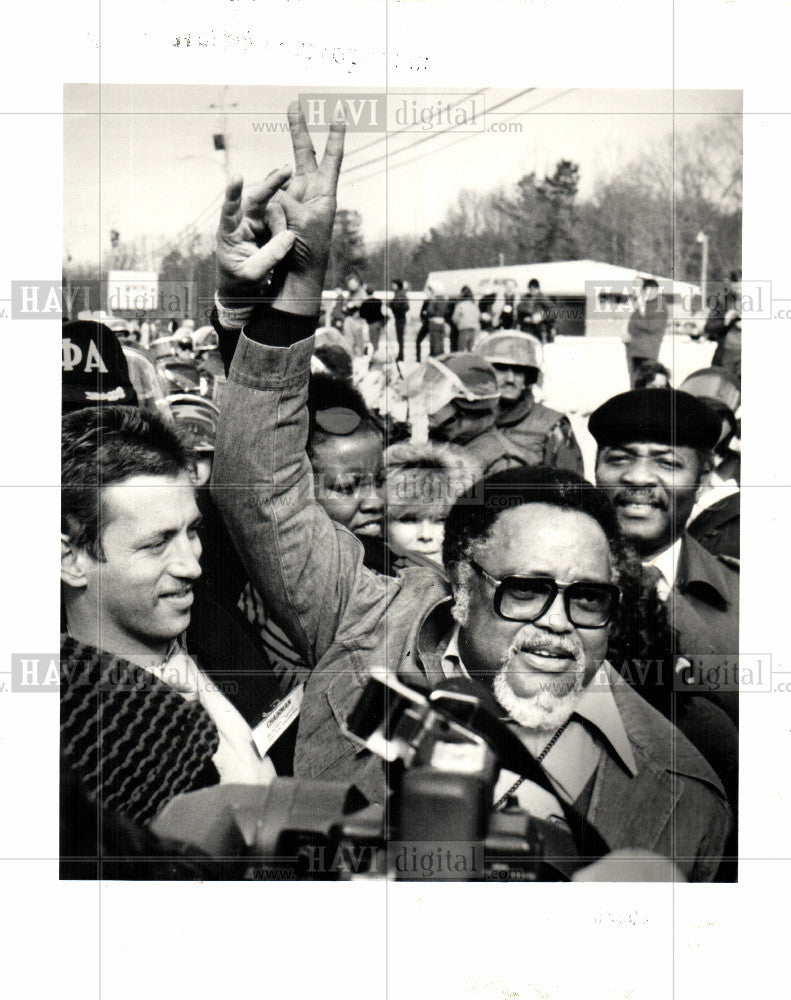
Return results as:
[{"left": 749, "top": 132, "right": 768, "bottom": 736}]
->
[{"left": 62, "top": 321, "right": 138, "bottom": 415}]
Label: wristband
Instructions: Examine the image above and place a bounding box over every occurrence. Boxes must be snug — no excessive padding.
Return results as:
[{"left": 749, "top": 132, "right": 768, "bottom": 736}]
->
[{"left": 214, "top": 292, "right": 255, "bottom": 330}]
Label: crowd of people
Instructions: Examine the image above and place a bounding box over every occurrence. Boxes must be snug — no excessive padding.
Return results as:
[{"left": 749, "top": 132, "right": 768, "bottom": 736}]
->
[
  {"left": 323, "top": 271, "right": 560, "bottom": 367},
  {"left": 60, "top": 104, "right": 742, "bottom": 881}
]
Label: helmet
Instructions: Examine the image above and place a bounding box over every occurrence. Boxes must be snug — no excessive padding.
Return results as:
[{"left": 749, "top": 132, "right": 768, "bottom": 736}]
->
[
  {"left": 678, "top": 367, "right": 740, "bottom": 416},
  {"left": 167, "top": 395, "right": 219, "bottom": 452},
  {"left": 476, "top": 331, "right": 543, "bottom": 371}
]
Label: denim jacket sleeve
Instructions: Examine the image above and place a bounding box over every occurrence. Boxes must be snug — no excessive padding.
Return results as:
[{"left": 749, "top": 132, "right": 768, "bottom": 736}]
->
[{"left": 211, "top": 326, "right": 395, "bottom": 669}]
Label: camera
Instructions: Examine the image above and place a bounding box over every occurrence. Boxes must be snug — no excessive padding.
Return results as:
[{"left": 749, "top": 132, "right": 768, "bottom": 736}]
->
[{"left": 151, "top": 668, "right": 607, "bottom": 880}]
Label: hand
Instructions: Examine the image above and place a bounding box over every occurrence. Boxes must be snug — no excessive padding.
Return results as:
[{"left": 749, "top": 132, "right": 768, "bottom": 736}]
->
[
  {"left": 216, "top": 167, "right": 296, "bottom": 302},
  {"left": 270, "top": 100, "right": 346, "bottom": 316}
]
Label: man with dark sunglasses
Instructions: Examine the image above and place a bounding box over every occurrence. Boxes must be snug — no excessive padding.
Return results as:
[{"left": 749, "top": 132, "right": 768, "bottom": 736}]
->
[{"left": 211, "top": 103, "right": 730, "bottom": 880}]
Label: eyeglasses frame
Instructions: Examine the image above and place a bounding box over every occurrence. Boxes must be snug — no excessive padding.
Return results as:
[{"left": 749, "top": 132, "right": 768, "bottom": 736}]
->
[{"left": 468, "top": 559, "right": 620, "bottom": 628}]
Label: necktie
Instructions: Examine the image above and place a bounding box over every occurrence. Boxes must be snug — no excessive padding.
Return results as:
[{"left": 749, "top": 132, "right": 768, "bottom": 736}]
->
[{"left": 643, "top": 563, "right": 670, "bottom": 602}]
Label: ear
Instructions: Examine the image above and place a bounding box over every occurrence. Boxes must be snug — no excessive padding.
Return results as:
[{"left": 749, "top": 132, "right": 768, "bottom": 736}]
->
[{"left": 61, "top": 533, "right": 92, "bottom": 589}]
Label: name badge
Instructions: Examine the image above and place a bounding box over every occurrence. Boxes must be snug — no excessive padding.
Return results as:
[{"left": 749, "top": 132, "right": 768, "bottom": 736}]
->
[{"left": 252, "top": 684, "right": 304, "bottom": 757}]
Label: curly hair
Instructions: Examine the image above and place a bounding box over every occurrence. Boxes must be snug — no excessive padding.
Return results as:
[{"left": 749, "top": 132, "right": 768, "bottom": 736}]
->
[
  {"left": 384, "top": 441, "right": 481, "bottom": 521},
  {"left": 443, "top": 466, "right": 623, "bottom": 573},
  {"left": 442, "top": 466, "right": 675, "bottom": 691}
]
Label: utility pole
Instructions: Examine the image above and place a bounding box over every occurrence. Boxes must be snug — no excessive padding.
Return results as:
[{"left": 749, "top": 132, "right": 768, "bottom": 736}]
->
[
  {"left": 210, "top": 86, "right": 239, "bottom": 182},
  {"left": 696, "top": 231, "right": 709, "bottom": 312}
]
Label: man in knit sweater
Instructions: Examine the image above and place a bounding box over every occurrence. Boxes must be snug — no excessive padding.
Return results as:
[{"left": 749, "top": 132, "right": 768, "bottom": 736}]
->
[{"left": 60, "top": 405, "right": 283, "bottom": 828}]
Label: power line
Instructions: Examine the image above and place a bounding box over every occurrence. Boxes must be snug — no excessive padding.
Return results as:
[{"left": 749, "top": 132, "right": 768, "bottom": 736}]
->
[
  {"left": 157, "top": 96, "right": 502, "bottom": 258},
  {"left": 343, "top": 89, "right": 491, "bottom": 160},
  {"left": 155, "top": 89, "right": 575, "bottom": 263},
  {"left": 156, "top": 190, "right": 225, "bottom": 261},
  {"left": 347, "top": 88, "right": 577, "bottom": 188},
  {"left": 342, "top": 88, "right": 537, "bottom": 178}
]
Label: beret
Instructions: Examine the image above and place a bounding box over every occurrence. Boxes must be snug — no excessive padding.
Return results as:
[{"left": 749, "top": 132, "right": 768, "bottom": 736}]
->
[{"left": 588, "top": 388, "right": 721, "bottom": 450}]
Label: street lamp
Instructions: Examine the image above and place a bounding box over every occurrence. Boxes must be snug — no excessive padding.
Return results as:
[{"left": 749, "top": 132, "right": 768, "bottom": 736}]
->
[{"left": 696, "top": 231, "right": 709, "bottom": 312}]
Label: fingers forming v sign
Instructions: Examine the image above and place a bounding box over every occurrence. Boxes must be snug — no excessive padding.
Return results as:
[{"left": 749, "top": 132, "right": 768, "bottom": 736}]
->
[
  {"left": 273, "top": 100, "right": 346, "bottom": 278},
  {"left": 215, "top": 101, "right": 345, "bottom": 310}
]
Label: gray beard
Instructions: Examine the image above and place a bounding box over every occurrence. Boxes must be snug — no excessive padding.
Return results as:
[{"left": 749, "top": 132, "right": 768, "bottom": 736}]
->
[{"left": 492, "top": 662, "right": 584, "bottom": 733}]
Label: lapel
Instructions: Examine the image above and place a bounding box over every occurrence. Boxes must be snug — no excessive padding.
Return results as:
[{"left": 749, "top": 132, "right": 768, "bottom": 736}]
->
[
  {"left": 671, "top": 533, "right": 738, "bottom": 656},
  {"left": 675, "top": 533, "right": 731, "bottom": 610},
  {"left": 410, "top": 595, "right": 456, "bottom": 688},
  {"left": 586, "top": 665, "right": 724, "bottom": 851}
]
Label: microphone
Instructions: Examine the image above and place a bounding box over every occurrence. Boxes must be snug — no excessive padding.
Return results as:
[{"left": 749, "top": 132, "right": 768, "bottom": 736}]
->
[{"left": 429, "top": 675, "right": 610, "bottom": 863}]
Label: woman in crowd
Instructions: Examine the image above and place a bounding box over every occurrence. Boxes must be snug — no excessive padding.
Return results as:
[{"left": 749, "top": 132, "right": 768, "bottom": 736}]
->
[
  {"left": 383, "top": 441, "right": 480, "bottom": 570},
  {"left": 452, "top": 285, "right": 482, "bottom": 352}
]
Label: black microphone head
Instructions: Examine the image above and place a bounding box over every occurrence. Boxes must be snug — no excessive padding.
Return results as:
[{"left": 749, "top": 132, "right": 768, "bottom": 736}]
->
[{"left": 431, "top": 673, "right": 503, "bottom": 720}]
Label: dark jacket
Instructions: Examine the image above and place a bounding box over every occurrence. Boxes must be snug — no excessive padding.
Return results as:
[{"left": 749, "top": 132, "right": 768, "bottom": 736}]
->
[
  {"left": 687, "top": 492, "right": 740, "bottom": 561},
  {"left": 671, "top": 533, "right": 740, "bottom": 724},
  {"left": 496, "top": 394, "right": 584, "bottom": 475},
  {"left": 390, "top": 288, "right": 409, "bottom": 320},
  {"left": 212, "top": 315, "right": 731, "bottom": 881},
  {"left": 478, "top": 292, "right": 497, "bottom": 331},
  {"left": 359, "top": 295, "right": 384, "bottom": 326},
  {"left": 517, "top": 292, "right": 555, "bottom": 338},
  {"left": 626, "top": 298, "right": 668, "bottom": 360},
  {"left": 499, "top": 294, "right": 517, "bottom": 329}
]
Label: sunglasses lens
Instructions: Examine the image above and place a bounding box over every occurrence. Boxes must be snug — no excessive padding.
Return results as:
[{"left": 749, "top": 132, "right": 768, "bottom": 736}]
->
[
  {"left": 567, "top": 584, "right": 615, "bottom": 626},
  {"left": 497, "top": 578, "right": 615, "bottom": 626},
  {"left": 499, "top": 578, "right": 554, "bottom": 619}
]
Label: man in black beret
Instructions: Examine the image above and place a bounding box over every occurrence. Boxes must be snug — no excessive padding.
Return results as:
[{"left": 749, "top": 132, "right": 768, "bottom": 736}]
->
[{"left": 590, "top": 388, "right": 739, "bottom": 725}]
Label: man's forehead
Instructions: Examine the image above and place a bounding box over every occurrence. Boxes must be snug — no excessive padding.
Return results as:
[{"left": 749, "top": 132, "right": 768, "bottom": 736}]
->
[
  {"left": 490, "top": 501, "right": 605, "bottom": 531},
  {"left": 102, "top": 473, "right": 197, "bottom": 524},
  {"left": 483, "top": 503, "right": 610, "bottom": 554},
  {"left": 479, "top": 504, "right": 614, "bottom": 580}
]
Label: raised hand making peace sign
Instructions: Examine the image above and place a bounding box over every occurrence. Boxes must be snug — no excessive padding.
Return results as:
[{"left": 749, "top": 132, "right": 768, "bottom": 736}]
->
[{"left": 216, "top": 100, "right": 346, "bottom": 316}]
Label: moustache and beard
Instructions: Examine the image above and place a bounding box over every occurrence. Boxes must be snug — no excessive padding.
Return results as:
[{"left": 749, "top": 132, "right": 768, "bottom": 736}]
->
[{"left": 491, "top": 623, "right": 591, "bottom": 733}]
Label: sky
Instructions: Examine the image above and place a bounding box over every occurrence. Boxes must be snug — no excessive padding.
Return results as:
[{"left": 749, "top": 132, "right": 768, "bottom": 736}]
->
[{"left": 63, "top": 85, "right": 741, "bottom": 265}]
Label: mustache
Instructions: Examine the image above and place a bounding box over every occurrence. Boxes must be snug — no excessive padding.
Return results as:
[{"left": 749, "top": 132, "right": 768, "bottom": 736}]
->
[
  {"left": 612, "top": 488, "right": 667, "bottom": 509},
  {"left": 508, "top": 624, "right": 580, "bottom": 660}
]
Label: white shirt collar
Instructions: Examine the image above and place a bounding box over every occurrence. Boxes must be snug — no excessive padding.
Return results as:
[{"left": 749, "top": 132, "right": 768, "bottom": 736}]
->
[
  {"left": 644, "top": 535, "right": 683, "bottom": 593},
  {"left": 440, "top": 624, "right": 637, "bottom": 781}
]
